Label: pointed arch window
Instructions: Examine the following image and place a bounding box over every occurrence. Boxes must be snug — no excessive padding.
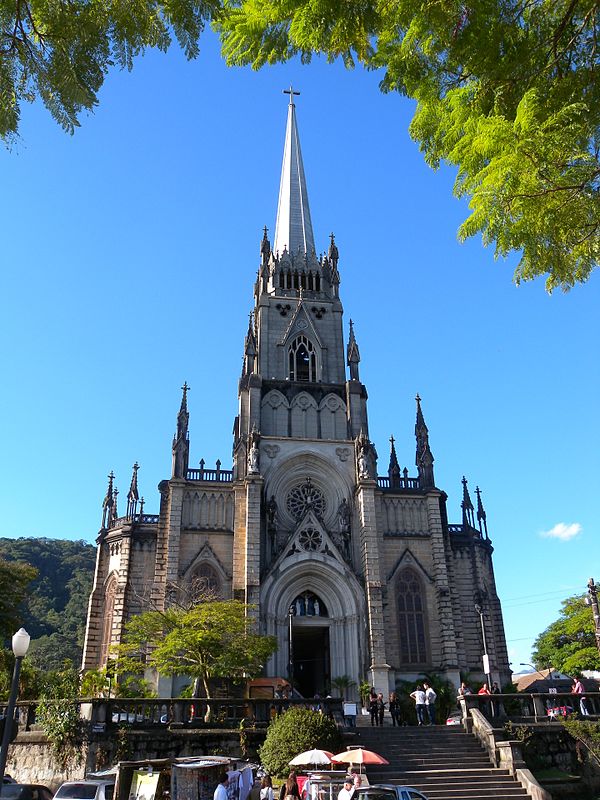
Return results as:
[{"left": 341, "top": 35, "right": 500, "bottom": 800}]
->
[
  {"left": 190, "top": 562, "right": 222, "bottom": 599},
  {"left": 397, "top": 568, "right": 428, "bottom": 665},
  {"left": 289, "top": 335, "right": 317, "bottom": 382},
  {"left": 100, "top": 575, "right": 117, "bottom": 666}
]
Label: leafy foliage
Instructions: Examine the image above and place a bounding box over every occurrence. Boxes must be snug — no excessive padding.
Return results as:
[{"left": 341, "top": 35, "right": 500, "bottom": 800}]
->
[
  {"left": 562, "top": 719, "right": 600, "bottom": 766},
  {"left": 532, "top": 594, "right": 600, "bottom": 674},
  {"left": 1, "top": 1, "right": 597, "bottom": 288},
  {"left": 23, "top": 660, "right": 84, "bottom": 768},
  {"left": 330, "top": 674, "right": 356, "bottom": 699},
  {"left": 259, "top": 707, "right": 342, "bottom": 777},
  {"left": 36, "top": 699, "right": 85, "bottom": 770},
  {"left": 0, "top": 557, "right": 37, "bottom": 640},
  {"left": 219, "top": 0, "right": 599, "bottom": 290},
  {"left": 116, "top": 599, "right": 277, "bottom": 697},
  {"left": 0, "top": 537, "right": 95, "bottom": 668},
  {"left": 0, "top": 0, "right": 222, "bottom": 145}
]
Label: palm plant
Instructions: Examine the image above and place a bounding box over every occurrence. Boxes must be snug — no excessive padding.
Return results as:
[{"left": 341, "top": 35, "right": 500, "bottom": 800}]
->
[{"left": 331, "top": 675, "right": 356, "bottom": 699}]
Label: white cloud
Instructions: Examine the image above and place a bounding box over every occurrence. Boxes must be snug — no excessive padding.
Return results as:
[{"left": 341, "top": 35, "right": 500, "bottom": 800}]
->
[{"left": 540, "top": 522, "right": 582, "bottom": 541}]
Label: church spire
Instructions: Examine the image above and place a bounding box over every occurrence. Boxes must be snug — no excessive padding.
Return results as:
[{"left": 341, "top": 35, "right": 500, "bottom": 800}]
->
[
  {"left": 172, "top": 382, "right": 190, "bottom": 479},
  {"left": 347, "top": 319, "right": 361, "bottom": 380},
  {"left": 388, "top": 435, "right": 401, "bottom": 488},
  {"left": 126, "top": 462, "right": 140, "bottom": 520},
  {"left": 244, "top": 312, "right": 257, "bottom": 374},
  {"left": 475, "top": 486, "right": 489, "bottom": 539},
  {"left": 415, "top": 394, "right": 435, "bottom": 488},
  {"left": 101, "top": 470, "right": 115, "bottom": 529},
  {"left": 461, "top": 476, "right": 475, "bottom": 528},
  {"left": 273, "top": 86, "right": 315, "bottom": 257}
]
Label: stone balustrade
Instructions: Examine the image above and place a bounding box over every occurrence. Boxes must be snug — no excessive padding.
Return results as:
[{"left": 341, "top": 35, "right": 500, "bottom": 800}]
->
[
  {"left": 0, "top": 696, "right": 344, "bottom": 731},
  {"left": 459, "top": 690, "right": 600, "bottom": 724}
]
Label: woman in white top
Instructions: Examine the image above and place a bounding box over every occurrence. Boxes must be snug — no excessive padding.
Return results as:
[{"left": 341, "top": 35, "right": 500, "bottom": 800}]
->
[{"left": 260, "top": 776, "right": 274, "bottom": 800}]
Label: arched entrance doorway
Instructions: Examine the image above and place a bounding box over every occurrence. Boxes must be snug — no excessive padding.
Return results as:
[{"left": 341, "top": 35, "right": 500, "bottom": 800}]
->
[
  {"left": 261, "top": 560, "right": 364, "bottom": 699},
  {"left": 290, "top": 591, "right": 330, "bottom": 697}
]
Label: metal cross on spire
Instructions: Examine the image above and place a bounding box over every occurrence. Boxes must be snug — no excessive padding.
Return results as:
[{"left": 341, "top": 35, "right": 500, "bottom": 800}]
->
[{"left": 283, "top": 85, "right": 300, "bottom": 106}]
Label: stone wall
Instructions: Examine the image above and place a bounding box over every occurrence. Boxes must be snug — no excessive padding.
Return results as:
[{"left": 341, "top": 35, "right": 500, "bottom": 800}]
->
[{"left": 5, "top": 727, "right": 265, "bottom": 792}]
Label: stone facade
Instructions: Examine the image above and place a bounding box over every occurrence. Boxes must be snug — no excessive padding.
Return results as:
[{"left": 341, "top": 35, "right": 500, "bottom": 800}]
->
[{"left": 82, "top": 98, "right": 512, "bottom": 698}]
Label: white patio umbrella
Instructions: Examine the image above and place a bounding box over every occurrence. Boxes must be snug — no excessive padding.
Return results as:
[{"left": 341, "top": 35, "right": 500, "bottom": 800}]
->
[{"left": 289, "top": 749, "right": 334, "bottom": 766}]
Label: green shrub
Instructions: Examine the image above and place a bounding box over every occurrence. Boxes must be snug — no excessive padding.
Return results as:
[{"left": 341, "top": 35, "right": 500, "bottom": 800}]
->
[
  {"left": 259, "top": 707, "right": 342, "bottom": 777},
  {"left": 562, "top": 719, "right": 600, "bottom": 766}
]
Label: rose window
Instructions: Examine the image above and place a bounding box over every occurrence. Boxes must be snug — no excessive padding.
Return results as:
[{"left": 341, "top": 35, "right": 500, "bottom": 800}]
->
[
  {"left": 286, "top": 478, "right": 326, "bottom": 520},
  {"left": 298, "top": 528, "right": 323, "bottom": 551}
]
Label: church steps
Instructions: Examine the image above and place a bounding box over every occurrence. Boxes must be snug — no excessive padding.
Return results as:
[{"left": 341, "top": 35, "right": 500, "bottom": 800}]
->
[{"left": 353, "top": 723, "right": 536, "bottom": 800}]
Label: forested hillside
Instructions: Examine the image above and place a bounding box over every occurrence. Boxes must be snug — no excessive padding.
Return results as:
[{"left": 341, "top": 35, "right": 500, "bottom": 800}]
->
[{"left": 0, "top": 537, "right": 95, "bottom": 669}]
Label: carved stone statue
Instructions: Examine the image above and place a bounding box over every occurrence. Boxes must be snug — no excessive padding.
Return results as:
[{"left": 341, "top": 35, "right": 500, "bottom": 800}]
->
[
  {"left": 248, "top": 441, "right": 260, "bottom": 474},
  {"left": 267, "top": 495, "right": 278, "bottom": 527},
  {"left": 358, "top": 444, "right": 370, "bottom": 479},
  {"left": 338, "top": 498, "right": 351, "bottom": 532}
]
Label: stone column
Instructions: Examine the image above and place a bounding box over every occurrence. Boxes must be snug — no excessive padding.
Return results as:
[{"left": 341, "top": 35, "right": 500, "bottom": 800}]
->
[
  {"left": 426, "top": 493, "right": 460, "bottom": 686},
  {"left": 151, "top": 479, "right": 185, "bottom": 611},
  {"left": 232, "top": 481, "right": 248, "bottom": 602},
  {"left": 356, "top": 479, "right": 390, "bottom": 691},
  {"left": 81, "top": 535, "right": 110, "bottom": 669},
  {"left": 244, "top": 474, "right": 263, "bottom": 618}
]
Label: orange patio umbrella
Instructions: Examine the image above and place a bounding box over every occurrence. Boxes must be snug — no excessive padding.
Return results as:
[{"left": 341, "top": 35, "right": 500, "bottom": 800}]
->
[{"left": 330, "top": 747, "right": 389, "bottom": 771}]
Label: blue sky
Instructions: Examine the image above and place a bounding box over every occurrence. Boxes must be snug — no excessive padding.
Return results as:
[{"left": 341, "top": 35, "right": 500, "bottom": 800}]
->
[{"left": 1, "top": 31, "right": 598, "bottom": 673}]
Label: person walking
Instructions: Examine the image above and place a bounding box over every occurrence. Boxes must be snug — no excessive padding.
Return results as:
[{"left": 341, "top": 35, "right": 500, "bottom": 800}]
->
[
  {"left": 423, "top": 681, "right": 437, "bottom": 725},
  {"left": 214, "top": 772, "right": 229, "bottom": 800},
  {"left": 388, "top": 691, "right": 400, "bottom": 727},
  {"left": 279, "top": 773, "right": 301, "bottom": 800},
  {"left": 410, "top": 684, "right": 427, "bottom": 726},
  {"left": 260, "top": 777, "right": 274, "bottom": 800},
  {"left": 572, "top": 677, "right": 590, "bottom": 715}
]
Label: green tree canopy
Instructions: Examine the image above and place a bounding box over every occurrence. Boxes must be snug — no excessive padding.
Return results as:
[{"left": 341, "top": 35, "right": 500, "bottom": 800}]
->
[
  {"left": 1, "top": 0, "right": 597, "bottom": 289},
  {"left": 532, "top": 594, "right": 600, "bottom": 674},
  {"left": 219, "top": 0, "right": 599, "bottom": 291},
  {"left": 0, "top": 556, "right": 37, "bottom": 641},
  {"left": 0, "top": 537, "right": 95, "bottom": 668},
  {"left": 116, "top": 599, "right": 277, "bottom": 697},
  {"left": 259, "top": 706, "right": 342, "bottom": 777}
]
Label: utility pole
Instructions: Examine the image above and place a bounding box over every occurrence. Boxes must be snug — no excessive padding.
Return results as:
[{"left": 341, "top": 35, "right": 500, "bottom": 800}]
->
[{"left": 587, "top": 578, "right": 600, "bottom": 656}]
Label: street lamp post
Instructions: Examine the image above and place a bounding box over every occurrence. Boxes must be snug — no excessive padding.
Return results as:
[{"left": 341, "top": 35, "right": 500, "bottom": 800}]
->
[
  {"left": 474, "top": 604, "right": 491, "bottom": 689},
  {"left": 288, "top": 605, "right": 294, "bottom": 698},
  {"left": 0, "top": 628, "right": 31, "bottom": 783}
]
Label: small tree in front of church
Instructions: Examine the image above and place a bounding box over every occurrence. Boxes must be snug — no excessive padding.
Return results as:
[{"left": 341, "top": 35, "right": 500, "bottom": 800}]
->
[
  {"left": 115, "top": 599, "right": 277, "bottom": 699},
  {"left": 259, "top": 707, "right": 342, "bottom": 777}
]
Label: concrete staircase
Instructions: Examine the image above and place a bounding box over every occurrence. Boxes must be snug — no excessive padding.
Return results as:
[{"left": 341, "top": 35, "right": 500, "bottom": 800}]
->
[{"left": 353, "top": 718, "right": 533, "bottom": 800}]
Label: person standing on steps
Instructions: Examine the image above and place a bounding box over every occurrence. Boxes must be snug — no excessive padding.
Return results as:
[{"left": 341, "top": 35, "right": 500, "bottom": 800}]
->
[
  {"left": 423, "top": 681, "right": 437, "bottom": 725},
  {"left": 490, "top": 681, "right": 501, "bottom": 718},
  {"left": 369, "top": 687, "right": 378, "bottom": 726},
  {"left": 410, "top": 684, "right": 427, "bottom": 726},
  {"left": 388, "top": 691, "right": 400, "bottom": 726},
  {"left": 376, "top": 692, "right": 386, "bottom": 726}
]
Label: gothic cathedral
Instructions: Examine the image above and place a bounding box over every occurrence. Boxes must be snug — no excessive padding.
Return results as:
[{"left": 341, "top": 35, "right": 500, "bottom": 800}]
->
[{"left": 82, "top": 95, "right": 511, "bottom": 697}]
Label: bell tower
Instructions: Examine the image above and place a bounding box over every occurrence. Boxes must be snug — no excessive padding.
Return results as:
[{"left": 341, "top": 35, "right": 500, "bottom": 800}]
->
[{"left": 231, "top": 88, "right": 388, "bottom": 696}]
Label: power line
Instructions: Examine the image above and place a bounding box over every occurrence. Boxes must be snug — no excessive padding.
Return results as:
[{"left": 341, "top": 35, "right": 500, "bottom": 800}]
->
[{"left": 503, "top": 585, "right": 582, "bottom": 602}]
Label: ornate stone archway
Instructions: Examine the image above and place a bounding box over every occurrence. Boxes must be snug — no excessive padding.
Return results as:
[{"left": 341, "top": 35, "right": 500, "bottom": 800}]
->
[{"left": 260, "top": 558, "right": 364, "bottom": 694}]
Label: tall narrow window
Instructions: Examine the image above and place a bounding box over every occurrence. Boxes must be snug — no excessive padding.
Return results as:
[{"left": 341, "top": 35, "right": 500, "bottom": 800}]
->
[
  {"left": 289, "top": 335, "right": 317, "bottom": 382},
  {"left": 397, "top": 568, "right": 427, "bottom": 664},
  {"left": 100, "top": 575, "right": 117, "bottom": 666}
]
